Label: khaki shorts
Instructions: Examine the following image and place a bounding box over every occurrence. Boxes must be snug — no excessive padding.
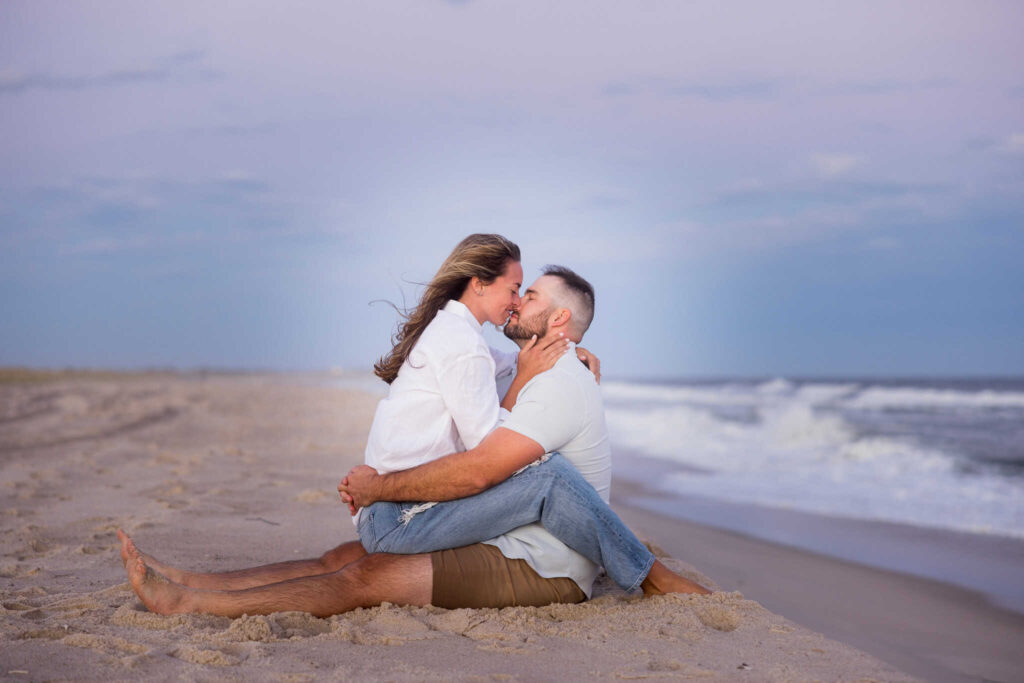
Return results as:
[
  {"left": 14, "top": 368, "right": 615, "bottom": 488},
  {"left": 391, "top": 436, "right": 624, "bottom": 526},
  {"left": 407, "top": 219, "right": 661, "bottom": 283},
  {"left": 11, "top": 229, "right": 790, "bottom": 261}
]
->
[{"left": 431, "top": 543, "right": 586, "bottom": 609}]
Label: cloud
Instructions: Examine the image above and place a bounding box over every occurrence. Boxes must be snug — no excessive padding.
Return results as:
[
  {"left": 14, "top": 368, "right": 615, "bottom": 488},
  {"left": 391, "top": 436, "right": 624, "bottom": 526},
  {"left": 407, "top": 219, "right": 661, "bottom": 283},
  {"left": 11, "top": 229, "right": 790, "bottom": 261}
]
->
[
  {"left": 603, "top": 78, "right": 781, "bottom": 101},
  {"left": 668, "top": 81, "right": 781, "bottom": 101},
  {"left": 0, "top": 50, "right": 215, "bottom": 95},
  {"left": 865, "top": 236, "right": 901, "bottom": 250},
  {"left": 603, "top": 77, "right": 949, "bottom": 103},
  {"left": 708, "top": 178, "right": 947, "bottom": 210},
  {"left": 998, "top": 133, "right": 1024, "bottom": 155},
  {"left": 965, "top": 132, "right": 1024, "bottom": 156},
  {"left": 669, "top": 175, "right": 958, "bottom": 255},
  {"left": 811, "top": 154, "right": 864, "bottom": 178},
  {"left": 812, "top": 78, "right": 955, "bottom": 96},
  {"left": 0, "top": 68, "right": 168, "bottom": 93},
  {"left": 1, "top": 172, "right": 305, "bottom": 259}
]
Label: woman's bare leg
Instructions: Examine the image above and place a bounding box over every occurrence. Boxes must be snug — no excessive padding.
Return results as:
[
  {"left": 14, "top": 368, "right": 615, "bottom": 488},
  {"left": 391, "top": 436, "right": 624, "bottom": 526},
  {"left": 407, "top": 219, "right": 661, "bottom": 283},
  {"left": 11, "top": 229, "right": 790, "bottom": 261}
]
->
[
  {"left": 118, "top": 528, "right": 367, "bottom": 590},
  {"left": 124, "top": 546, "right": 432, "bottom": 618}
]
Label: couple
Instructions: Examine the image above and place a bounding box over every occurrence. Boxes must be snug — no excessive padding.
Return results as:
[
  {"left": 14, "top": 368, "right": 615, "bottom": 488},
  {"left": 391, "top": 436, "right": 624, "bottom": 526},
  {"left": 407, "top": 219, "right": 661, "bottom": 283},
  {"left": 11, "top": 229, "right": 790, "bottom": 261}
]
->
[{"left": 119, "top": 234, "right": 709, "bottom": 617}]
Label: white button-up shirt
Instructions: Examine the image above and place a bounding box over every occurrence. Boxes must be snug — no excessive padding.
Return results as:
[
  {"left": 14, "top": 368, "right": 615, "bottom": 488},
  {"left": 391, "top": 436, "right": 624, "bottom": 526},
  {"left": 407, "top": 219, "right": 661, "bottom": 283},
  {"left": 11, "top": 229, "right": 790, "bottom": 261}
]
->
[{"left": 362, "top": 299, "right": 517, "bottom": 478}]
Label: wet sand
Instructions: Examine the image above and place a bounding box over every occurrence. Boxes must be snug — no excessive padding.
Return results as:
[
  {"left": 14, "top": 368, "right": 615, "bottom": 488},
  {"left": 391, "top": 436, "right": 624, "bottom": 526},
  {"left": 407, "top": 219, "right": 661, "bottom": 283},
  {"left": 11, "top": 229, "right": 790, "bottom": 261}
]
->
[
  {"left": 1, "top": 371, "right": 921, "bottom": 680},
  {"left": 612, "top": 482, "right": 1024, "bottom": 683}
]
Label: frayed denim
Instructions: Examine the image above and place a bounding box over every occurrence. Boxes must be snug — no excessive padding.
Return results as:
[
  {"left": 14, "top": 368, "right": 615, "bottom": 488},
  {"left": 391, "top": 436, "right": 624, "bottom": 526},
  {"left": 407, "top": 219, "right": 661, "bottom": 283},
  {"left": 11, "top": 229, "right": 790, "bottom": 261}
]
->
[{"left": 357, "top": 453, "right": 655, "bottom": 593}]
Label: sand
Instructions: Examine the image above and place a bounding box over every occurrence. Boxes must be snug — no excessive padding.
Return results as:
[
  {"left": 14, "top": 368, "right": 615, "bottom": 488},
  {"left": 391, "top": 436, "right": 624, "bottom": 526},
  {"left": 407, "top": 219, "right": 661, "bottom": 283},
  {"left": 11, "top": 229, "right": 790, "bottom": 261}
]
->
[{"left": 1, "top": 371, "right": 919, "bottom": 681}]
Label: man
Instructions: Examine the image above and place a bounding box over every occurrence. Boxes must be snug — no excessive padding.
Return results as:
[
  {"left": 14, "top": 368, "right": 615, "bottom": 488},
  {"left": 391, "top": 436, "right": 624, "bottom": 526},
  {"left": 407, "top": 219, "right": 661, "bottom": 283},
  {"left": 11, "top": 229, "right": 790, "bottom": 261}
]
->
[{"left": 120, "top": 267, "right": 707, "bottom": 617}]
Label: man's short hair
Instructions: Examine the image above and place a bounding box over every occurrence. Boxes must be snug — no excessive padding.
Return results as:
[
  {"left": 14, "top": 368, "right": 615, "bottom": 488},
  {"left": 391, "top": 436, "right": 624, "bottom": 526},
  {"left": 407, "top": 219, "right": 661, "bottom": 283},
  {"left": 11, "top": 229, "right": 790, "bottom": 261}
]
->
[{"left": 542, "top": 265, "right": 595, "bottom": 338}]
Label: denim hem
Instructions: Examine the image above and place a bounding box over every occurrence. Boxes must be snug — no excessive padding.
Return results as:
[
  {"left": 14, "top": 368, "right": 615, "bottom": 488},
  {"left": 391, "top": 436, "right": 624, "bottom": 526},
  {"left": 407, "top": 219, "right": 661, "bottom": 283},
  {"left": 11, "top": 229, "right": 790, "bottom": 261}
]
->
[{"left": 625, "top": 552, "right": 657, "bottom": 594}]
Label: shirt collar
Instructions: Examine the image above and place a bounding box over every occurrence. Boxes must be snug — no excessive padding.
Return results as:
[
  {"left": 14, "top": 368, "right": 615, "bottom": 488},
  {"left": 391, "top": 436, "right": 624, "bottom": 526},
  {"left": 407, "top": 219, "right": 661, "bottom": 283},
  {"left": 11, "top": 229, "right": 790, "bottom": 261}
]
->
[
  {"left": 559, "top": 340, "right": 578, "bottom": 364},
  {"left": 443, "top": 299, "right": 483, "bottom": 332}
]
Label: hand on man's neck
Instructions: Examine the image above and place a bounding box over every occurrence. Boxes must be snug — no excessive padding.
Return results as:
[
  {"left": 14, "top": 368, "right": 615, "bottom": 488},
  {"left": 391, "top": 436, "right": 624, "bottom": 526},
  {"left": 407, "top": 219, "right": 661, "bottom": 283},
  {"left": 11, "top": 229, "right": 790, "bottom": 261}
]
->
[{"left": 511, "top": 329, "right": 578, "bottom": 350}]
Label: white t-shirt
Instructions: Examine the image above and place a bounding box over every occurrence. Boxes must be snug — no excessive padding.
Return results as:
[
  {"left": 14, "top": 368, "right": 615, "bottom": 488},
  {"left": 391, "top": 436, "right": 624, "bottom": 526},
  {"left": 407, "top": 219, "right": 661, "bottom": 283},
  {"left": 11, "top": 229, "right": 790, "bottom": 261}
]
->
[
  {"left": 356, "top": 299, "right": 516, "bottom": 523},
  {"left": 484, "top": 343, "right": 612, "bottom": 597}
]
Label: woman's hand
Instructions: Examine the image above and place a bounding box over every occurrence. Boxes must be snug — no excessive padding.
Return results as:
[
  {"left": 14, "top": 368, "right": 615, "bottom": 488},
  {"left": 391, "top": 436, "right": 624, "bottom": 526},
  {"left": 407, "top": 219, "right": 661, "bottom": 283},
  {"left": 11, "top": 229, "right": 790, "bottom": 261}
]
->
[
  {"left": 575, "top": 346, "right": 601, "bottom": 384},
  {"left": 501, "top": 334, "right": 569, "bottom": 410},
  {"left": 516, "top": 333, "right": 569, "bottom": 384}
]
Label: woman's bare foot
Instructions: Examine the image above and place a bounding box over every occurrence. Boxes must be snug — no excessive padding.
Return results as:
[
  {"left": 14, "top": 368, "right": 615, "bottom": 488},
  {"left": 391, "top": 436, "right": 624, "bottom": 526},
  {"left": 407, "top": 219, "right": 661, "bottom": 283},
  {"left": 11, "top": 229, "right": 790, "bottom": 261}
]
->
[
  {"left": 641, "top": 559, "right": 712, "bottom": 596},
  {"left": 117, "top": 528, "right": 189, "bottom": 585},
  {"left": 125, "top": 549, "right": 191, "bottom": 615}
]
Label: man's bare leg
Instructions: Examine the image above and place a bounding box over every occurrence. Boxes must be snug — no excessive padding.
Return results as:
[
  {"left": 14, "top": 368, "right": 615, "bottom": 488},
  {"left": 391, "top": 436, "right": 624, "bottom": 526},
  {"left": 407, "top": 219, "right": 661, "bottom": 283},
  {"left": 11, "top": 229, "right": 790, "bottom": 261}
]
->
[
  {"left": 640, "top": 560, "right": 711, "bottom": 596},
  {"left": 124, "top": 545, "right": 431, "bottom": 618},
  {"left": 118, "top": 529, "right": 367, "bottom": 591}
]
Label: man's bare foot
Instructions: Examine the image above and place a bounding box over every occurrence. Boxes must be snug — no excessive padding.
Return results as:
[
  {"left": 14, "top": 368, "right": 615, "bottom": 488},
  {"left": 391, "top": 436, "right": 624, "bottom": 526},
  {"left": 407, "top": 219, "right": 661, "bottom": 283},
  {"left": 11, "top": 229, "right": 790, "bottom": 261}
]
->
[
  {"left": 641, "top": 559, "right": 712, "bottom": 596},
  {"left": 125, "top": 551, "right": 191, "bottom": 615},
  {"left": 117, "top": 528, "right": 188, "bottom": 585}
]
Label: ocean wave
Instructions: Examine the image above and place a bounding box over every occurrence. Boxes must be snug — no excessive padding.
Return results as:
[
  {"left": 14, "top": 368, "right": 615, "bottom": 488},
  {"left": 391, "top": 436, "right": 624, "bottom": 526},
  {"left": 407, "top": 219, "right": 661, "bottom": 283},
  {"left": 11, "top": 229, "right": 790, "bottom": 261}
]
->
[
  {"left": 605, "top": 378, "right": 1024, "bottom": 411},
  {"left": 605, "top": 385, "right": 1024, "bottom": 538},
  {"left": 601, "top": 381, "right": 758, "bottom": 406},
  {"left": 842, "top": 386, "right": 1024, "bottom": 410}
]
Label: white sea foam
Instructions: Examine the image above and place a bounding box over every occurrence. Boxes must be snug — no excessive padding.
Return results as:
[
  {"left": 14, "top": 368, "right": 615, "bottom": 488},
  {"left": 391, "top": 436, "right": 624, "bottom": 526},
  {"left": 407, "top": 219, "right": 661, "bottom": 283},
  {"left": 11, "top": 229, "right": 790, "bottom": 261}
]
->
[
  {"left": 602, "top": 381, "right": 757, "bottom": 406},
  {"left": 605, "top": 379, "right": 1024, "bottom": 538},
  {"left": 842, "top": 386, "right": 1024, "bottom": 409}
]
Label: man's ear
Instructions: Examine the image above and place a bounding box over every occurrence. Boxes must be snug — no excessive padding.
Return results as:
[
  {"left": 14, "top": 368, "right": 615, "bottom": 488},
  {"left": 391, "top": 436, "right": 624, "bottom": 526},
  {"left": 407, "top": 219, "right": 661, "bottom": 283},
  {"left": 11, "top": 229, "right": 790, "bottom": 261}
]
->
[{"left": 549, "top": 307, "right": 572, "bottom": 329}]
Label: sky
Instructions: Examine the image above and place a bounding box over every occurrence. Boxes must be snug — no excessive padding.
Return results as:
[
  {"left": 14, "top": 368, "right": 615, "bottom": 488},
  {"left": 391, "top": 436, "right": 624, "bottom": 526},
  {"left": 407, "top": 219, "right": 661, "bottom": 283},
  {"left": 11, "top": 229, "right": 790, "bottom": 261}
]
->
[{"left": 1, "top": 0, "right": 1022, "bottom": 378}]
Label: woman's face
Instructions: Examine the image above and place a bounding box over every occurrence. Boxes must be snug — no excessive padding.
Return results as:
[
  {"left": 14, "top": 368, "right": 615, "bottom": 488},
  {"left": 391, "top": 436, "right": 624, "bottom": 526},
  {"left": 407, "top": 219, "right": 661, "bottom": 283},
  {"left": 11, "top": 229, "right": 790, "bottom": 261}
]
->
[{"left": 478, "top": 260, "right": 524, "bottom": 327}]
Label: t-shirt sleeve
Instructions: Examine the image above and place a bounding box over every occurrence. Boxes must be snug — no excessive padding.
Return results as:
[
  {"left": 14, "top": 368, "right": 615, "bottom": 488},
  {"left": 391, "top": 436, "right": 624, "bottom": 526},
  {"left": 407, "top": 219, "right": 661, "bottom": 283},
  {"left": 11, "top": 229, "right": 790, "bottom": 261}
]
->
[
  {"left": 435, "top": 347, "right": 501, "bottom": 450},
  {"left": 500, "top": 374, "right": 584, "bottom": 453}
]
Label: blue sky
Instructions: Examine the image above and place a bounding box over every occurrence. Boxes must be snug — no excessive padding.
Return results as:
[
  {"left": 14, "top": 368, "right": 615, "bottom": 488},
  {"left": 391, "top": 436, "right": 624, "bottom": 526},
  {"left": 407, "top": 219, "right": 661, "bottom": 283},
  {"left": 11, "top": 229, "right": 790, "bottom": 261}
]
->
[{"left": 1, "top": 1, "right": 1022, "bottom": 377}]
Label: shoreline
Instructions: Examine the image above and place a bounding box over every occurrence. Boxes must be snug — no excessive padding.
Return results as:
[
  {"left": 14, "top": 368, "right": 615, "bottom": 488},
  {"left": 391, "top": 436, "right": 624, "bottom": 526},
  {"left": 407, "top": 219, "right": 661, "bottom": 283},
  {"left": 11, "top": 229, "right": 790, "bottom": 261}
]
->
[
  {"left": 611, "top": 448, "right": 1024, "bottom": 615},
  {"left": 611, "top": 477, "right": 1024, "bottom": 683}
]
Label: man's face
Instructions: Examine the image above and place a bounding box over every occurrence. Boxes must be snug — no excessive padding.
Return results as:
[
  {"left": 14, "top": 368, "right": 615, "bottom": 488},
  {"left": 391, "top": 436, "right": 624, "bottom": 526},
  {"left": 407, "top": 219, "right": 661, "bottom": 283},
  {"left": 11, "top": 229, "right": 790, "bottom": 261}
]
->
[{"left": 503, "top": 276, "right": 555, "bottom": 341}]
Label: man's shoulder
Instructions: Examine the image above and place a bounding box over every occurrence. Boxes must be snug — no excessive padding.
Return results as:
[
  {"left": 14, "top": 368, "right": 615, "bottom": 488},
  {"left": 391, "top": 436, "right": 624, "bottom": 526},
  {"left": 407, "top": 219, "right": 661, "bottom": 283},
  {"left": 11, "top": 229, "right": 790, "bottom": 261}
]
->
[{"left": 521, "top": 357, "right": 592, "bottom": 404}]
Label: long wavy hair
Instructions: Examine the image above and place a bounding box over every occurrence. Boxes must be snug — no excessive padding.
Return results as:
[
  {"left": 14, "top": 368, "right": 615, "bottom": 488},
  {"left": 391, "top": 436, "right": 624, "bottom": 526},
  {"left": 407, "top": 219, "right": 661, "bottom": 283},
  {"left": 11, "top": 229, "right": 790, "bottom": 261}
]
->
[{"left": 374, "top": 234, "right": 521, "bottom": 384}]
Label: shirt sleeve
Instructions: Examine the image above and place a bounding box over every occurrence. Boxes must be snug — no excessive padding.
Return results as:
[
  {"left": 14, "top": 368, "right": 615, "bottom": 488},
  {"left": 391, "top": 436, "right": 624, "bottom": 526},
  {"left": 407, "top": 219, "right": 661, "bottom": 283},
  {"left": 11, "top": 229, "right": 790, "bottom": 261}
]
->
[
  {"left": 500, "top": 374, "right": 584, "bottom": 453},
  {"left": 489, "top": 346, "right": 518, "bottom": 382},
  {"left": 435, "top": 347, "right": 502, "bottom": 450}
]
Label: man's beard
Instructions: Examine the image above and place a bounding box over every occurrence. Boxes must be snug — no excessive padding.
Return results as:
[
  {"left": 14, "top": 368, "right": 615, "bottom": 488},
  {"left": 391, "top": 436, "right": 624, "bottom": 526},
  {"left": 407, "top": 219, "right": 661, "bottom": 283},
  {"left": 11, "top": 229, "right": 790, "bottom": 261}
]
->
[{"left": 503, "top": 309, "right": 549, "bottom": 341}]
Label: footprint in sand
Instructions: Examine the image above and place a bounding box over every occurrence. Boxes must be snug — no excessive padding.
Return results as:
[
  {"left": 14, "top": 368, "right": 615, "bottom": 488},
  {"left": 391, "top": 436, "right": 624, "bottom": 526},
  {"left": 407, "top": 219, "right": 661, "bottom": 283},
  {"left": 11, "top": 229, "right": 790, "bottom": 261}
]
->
[
  {"left": 696, "top": 605, "right": 743, "bottom": 632},
  {"left": 271, "top": 612, "right": 333, "bottom": 638},
  {"left": 294, "top": 489, "right": 328, "bottom": 503},
  {"left": 62, "top": 633, "right": 149, "bottom": 656},
  {"left": 218, "top": 615, "right": 278, "bottom": 642},
  {"left": 171, "top": 645, "right": 243, "bottom": 667}
]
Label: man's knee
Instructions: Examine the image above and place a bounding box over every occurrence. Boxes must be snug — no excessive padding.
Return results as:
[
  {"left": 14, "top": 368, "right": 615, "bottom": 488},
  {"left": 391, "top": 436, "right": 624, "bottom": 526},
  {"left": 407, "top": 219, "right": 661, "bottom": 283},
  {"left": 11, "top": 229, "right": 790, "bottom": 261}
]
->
[
  {"left": 343, "top": 552, "right": 433, "bottom": 607},
  {"left": 318, "top": 541, "right": 365, "bottom": 571}
]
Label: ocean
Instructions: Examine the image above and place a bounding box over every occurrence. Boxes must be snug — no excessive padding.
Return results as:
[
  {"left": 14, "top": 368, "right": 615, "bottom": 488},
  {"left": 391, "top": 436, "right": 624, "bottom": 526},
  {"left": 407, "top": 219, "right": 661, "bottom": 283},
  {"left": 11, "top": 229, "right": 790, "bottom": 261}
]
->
[
  {"left": 603, "top": 376, "right": 1024, "bottom": 612},
  {"left": 334, "top": 370, "right": 1024, "bottom": 612}
]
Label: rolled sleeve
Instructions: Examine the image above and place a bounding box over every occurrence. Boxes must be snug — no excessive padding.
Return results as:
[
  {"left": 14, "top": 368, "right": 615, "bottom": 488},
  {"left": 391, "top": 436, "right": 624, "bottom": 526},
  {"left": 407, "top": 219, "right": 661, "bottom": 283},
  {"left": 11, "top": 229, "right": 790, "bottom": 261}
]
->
[
  {"left": 436, "top": 349, "right": 502, "bottom": 450},
  {"left": 489, "top": 346, "right": 519, "bottom": 382}
]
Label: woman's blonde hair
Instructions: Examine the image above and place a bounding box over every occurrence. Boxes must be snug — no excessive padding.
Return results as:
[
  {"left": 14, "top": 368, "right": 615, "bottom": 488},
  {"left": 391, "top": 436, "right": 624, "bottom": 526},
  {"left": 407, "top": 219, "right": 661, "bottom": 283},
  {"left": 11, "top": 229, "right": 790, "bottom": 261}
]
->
[{"left": 374, "top": 234, "right": 521, "bottom": 384}]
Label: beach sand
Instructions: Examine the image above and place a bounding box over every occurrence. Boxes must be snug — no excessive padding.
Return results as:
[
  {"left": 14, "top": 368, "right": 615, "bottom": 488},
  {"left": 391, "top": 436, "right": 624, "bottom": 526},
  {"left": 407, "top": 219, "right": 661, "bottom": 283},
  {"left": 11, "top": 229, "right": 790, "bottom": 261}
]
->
[{"left": 0, "top": 371, "right": 934, "bottom": 680}]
